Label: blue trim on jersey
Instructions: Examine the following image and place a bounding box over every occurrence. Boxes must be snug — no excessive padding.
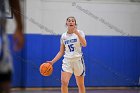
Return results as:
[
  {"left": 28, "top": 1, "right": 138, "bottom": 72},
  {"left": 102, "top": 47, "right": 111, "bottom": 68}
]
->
[
  {"left": 61, "top": 68, "right": 64, "bottom": 72},
  {"left": 0, "top": 25, "right": 4, "bottom": 61},
  {"left": 80, "top": 70, "right": 85, "bottom": 76},
  {"left": 80, "top": 57, "right": 85, "bottom": 76}
]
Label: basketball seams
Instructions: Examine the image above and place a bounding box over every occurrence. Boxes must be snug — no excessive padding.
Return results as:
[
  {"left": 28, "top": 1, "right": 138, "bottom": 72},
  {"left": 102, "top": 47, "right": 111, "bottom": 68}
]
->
[{"left": 40, "top": 63, "right": 53, "bottom": 76}]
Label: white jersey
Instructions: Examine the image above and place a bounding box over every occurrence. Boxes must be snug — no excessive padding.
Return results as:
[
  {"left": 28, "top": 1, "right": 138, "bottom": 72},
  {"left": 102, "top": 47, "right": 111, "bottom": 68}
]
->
[
  {"left": 0, "top": 26, "right": 13, "bottom": 73},
  {"left": 0, "top": 0, "right": 12, "bottom": 73},
  {"left": 61, "top": 30, "right": 85, "bottom": 58}
]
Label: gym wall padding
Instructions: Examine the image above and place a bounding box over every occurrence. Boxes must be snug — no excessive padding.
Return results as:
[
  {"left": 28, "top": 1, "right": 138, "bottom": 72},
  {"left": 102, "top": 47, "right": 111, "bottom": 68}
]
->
[{"left": 8, "top": 34, "right": 140, "bottom": 87}]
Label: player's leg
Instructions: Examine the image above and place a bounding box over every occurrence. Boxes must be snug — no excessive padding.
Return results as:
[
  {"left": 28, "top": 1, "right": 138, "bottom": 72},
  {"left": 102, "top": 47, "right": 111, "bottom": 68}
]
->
[
  {"left": 61, "top": 58, "right": 73, "bottom": 93},
  {"left": 74, "top": 57, "right": 86, "bottom": 93},
  {"left": 0, "top": 81, "right": 11, "bottom": 93},
  {"left": 61, "top": 71, "right": 72, "bottom": 93},
  {"left": 75, "top": 76, "right": 85, "bottom": 93},
  {"left": 0, "top": 71, "right": 12, "bottom": 93}
]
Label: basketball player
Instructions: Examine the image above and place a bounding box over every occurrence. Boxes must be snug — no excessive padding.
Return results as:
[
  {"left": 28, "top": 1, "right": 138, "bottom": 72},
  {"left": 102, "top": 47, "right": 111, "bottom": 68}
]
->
[
  {"left": 47, "top": 16, "right": 87, "bottom": 93},
  {"left": 0, "top": 0, "right": 24, "bottom": 92}
]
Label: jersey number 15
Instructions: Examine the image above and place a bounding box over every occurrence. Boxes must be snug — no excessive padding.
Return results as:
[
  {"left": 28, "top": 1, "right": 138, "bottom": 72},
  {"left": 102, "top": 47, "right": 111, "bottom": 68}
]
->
[{"left": 68, "top": 44, "right": 74, "bottom": 52}]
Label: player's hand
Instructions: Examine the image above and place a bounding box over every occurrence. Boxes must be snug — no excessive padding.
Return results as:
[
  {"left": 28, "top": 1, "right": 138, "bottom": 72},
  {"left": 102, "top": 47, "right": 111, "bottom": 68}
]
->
[
  {"left": 73, "top": 27, "right": 79, "bottom": 35},
  {"left": 46, "top": 61, "right": 54, "bottom": 65},
  {"left": 13, "top": 27, "right": 24, "bottom": 51}
]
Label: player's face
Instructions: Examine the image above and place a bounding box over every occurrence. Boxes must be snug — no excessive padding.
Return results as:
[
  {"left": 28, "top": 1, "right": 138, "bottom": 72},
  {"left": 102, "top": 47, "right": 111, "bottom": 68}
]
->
[{"left": 66, "top": 18, "right": 76, "bottom": 29}]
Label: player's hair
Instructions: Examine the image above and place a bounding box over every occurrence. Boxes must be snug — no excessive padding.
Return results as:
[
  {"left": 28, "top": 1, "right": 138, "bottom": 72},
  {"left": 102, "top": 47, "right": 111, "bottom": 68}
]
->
[{"left": 66, "top": 16, "right": 77, "bottom": 26}]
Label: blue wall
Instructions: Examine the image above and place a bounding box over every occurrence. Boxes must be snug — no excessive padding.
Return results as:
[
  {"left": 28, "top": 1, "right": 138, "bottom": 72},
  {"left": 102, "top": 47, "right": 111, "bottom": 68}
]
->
[{"left": 8, "top": 34, "right": 140, "bottom": 87}]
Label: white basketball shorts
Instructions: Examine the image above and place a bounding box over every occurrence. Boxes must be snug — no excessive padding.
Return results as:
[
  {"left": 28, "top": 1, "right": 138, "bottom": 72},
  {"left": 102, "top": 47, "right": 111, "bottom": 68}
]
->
[{"left": 62, "top": 57, "right": 85, "bottom": 76}]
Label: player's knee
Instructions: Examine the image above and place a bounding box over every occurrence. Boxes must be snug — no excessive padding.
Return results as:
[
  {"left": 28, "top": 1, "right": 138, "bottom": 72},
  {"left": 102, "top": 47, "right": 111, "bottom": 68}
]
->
[
  {"left": 77, "top": 82, "right": 85, "bottom": 87},
  {"left": 61, "top": 80, "right": 69, "bottom": 86}
]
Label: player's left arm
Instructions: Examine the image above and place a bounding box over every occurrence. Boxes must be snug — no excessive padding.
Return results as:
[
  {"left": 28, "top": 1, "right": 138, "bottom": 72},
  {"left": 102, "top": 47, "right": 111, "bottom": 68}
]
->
[
  {"left": 73, "top": 28, "right": 87, "bottom": 47},
  {"left": 9, "top": 0, "right": 24, "bottom": 51}
]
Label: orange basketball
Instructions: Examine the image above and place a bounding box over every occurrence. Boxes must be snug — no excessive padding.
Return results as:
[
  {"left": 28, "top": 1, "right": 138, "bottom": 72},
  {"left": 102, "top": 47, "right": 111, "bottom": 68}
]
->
[{"left": 40, "top": 63, "right": 53, "bottom": 76}]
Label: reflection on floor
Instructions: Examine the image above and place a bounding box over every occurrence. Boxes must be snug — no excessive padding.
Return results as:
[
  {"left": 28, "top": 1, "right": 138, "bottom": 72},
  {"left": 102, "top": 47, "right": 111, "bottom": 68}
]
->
[{"left": 11, "top": 87, "right": 140, "bottom": 93}]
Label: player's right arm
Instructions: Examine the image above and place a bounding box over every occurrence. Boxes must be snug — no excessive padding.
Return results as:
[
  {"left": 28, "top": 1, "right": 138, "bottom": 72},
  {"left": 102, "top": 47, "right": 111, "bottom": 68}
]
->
[{"left": 47, "top": 43, "right": 65, "bottom": 65}]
